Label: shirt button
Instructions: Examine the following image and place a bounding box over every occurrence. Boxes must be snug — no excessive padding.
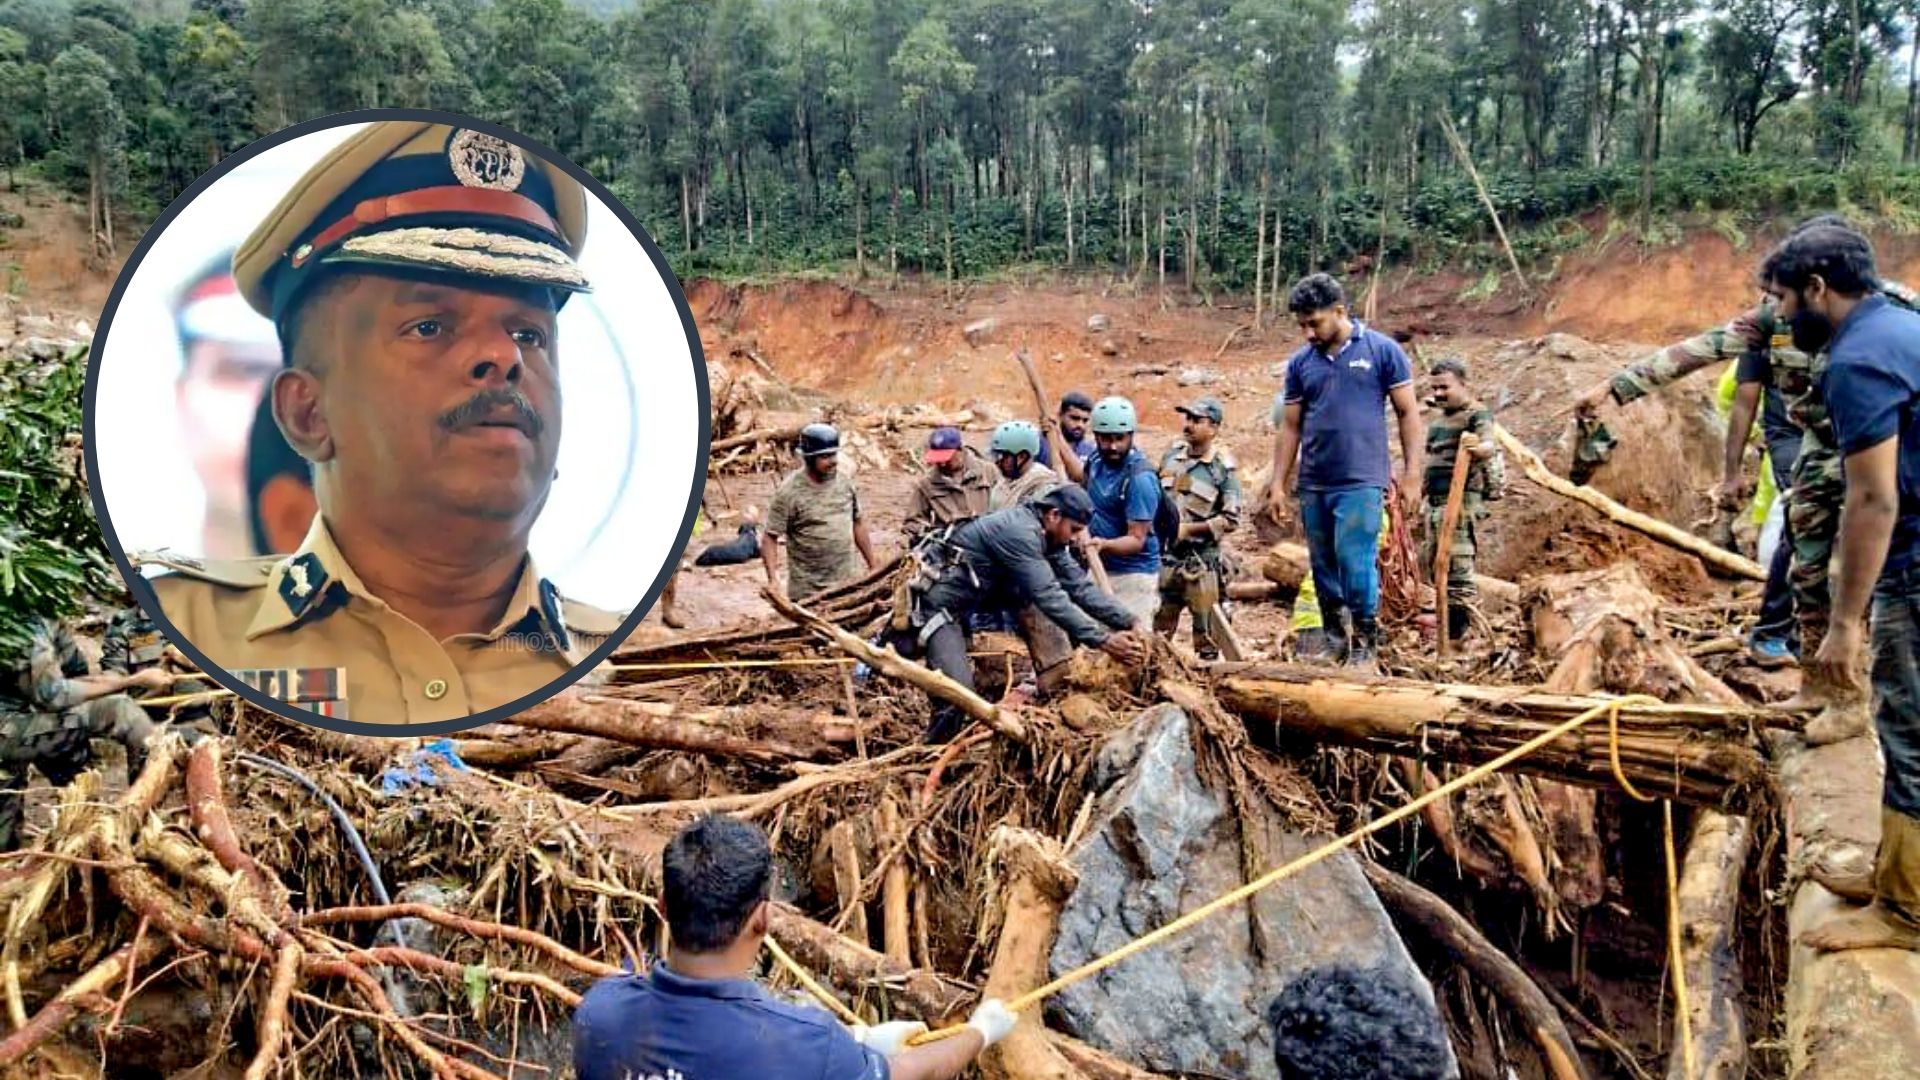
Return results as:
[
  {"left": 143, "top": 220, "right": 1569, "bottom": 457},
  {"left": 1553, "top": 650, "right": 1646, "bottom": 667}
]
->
[{"left": 424, "top": 679, "right": 448, "bottom": 700}]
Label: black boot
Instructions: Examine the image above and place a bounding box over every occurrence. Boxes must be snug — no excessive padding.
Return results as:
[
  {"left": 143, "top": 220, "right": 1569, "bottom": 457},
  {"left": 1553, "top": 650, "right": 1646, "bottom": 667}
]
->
[
  {"left": 1447, "top": 603, "right": 1472, "bottom": 642},
  {"left": 1319, "top": 600, "right": 1349, "bottom": 664},
  {"left": 1347, "top": 616, "right": 1379, "bottom": 669}
]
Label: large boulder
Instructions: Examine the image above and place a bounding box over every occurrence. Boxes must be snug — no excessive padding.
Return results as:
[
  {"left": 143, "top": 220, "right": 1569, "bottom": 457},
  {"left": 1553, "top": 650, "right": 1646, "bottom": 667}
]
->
[{"left": 1047, "top": 704, "right": 1456, "bottom": 1079}]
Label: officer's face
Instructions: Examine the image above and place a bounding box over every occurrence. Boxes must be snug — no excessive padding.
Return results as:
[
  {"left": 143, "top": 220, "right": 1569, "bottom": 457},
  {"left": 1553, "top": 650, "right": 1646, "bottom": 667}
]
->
[
  {"left": 1095, "top": 430, "right": 1132, "bottom": 463},
  {"left": 293, "top": 275, "right": 561, "bottom": 530},
  {"left": 1181, "top": 414, "right": 1216, "bottom": 444},
  {"left": 1060, "top": 406, "right": 1091, "bottom": 442}
]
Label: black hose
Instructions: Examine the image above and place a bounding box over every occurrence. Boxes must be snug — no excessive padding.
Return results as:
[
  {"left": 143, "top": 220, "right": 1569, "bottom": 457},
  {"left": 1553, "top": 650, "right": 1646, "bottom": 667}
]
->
[{"left": 235, "top": 751, "right": 394, "bottom": 907}]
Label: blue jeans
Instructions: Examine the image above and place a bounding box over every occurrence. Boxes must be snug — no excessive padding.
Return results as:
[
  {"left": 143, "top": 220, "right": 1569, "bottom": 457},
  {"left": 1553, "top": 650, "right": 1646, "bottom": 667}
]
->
[
  {"left": 1872, "top": 568, "right": 1920, "bottom": 819},
  {"left": 1300, "top": 487, "right": 1384, "bottom": 623}
]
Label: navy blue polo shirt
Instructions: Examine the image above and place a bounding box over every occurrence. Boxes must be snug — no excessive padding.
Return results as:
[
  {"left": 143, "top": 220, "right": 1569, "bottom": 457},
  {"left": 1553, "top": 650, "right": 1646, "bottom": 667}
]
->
[
  {"left": 1821, "top": 294, "right": 1920, "bottom": 575},
  {"left": 573, "top": 963, "right": 887, "bottom": 1080},
  {"left": 1280, "top": 323, "right": 1413, "bottom": 491},
  {"left": 1083, "top": 447, "right": 1161, "bottom": 575}
]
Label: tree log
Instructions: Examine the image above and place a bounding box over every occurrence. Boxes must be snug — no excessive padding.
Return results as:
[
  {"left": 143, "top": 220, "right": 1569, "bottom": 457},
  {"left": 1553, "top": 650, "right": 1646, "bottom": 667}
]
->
[
  {"left": 1260, "top": 540, "right": 1518, "bottom": 612},
  {"left": 508, "top": 692, "right": 838, "bottom": 762},
  {"left": 1362, "top": 862, "right": 1587, "bottom": 1080},
  {"left": 766, "top": 904, "right": 972, "bottom": 1022},
  {"left": 828, "top": 821, "right": 871, "bottom": 948},
  {"left": 1491, "top": 425, "right": 1764, "bottom": 581},
  {"left": 1208, "top": 664, "right": 1778, "bottom": 809},
  {"left": 1669, "top": 811, "right": 1750, "bottom": 1080},
  {"left": 977, "top": 826, "right": 1084, "bottom": 1080},
  {"left": 879, "top": 798, "right": 913, "bottom": 967}
]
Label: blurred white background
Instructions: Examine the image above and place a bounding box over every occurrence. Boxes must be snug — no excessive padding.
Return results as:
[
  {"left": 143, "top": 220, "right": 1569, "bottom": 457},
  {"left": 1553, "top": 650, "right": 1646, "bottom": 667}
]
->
[{"left": 92, "top": 122, "right": 703, "bottom": 614}]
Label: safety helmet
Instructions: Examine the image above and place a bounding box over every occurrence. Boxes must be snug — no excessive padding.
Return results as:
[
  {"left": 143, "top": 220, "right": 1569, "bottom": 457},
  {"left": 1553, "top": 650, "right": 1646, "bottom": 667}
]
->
[
  {"left": 990, "top": 421, "right": 1042, "bottom": 459},
  {"left": 798, "top": 423, "right": 840, "bottom": 458},
  {"left": 1089, "top": 396, "right": 1137, "bottom": 435}
]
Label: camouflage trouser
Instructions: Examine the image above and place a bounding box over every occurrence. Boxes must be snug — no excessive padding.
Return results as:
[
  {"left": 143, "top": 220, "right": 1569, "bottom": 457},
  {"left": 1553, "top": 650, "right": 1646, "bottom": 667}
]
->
[
  {"left": 1156, "top": 555, "right": 1226, "bottom": 656},
  {"left": 1788, "top": 435, "right": 1845, "bottom": 657},
  {"left": 1420, "top": 496, "right": 1482, "bottom": 605},
  {"left": 1871, "top": 569, "right": 1920, "bottom": 820},
  {"left": 1, "top": 696, "right": 155, "bottom": 851}
]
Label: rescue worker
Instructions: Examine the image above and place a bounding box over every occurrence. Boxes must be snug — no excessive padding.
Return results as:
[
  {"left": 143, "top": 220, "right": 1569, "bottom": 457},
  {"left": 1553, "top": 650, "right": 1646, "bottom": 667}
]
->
[
  {"left": 986, "top": 420, "right": 1058, "bottom": 511},
  {"left": 1769, "top": 225, "right": 1920, "bottom": 953},
  {"left": 903, "top": 426, "right": 995, "bottom": 540},
  {"left": 762, "top": 422, "right": 878, "bottom": 600},
  {"left": 1082, "top": 397, "right": 1165, "bottom": 627},
  {"left": 1156, "top": 397, "right": 1243, "bottom": 659},
  {"left": 3, "top": 619, "right": 171, "bottom": 850},
  {"left": 895, "top": 485, "right": 1146, "bottom": 742},
  {"left": 573, "top": 814, "right": 1015, "bottom": 1079},
  {"left": 1420, "top": 360, "right": 1500, "bottom": 642},
  {"left": 1037, "top": 390, "right": 1097, "bottom": 482}
]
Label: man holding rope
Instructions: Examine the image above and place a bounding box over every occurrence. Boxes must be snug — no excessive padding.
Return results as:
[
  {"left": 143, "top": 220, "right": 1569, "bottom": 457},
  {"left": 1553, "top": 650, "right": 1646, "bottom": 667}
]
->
[{"left": 573, "top": 815, "right": 1015, "bottom": 1079}]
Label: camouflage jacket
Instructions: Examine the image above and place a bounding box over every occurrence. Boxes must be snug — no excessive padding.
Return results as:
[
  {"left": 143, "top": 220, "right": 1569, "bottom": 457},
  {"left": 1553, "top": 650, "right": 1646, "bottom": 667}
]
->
[
  {"left": 1609, "top": 281, "right": 1920, "bottom": 444},
  {"left": 1157, "top": 441, "right": 1242, "bottom": 557},
  {"left": 1423, "top": 404, "right": 1499, "bottom": 501},
  {"left": 3, "top": 621, "right": 86, "bottom": 730}
]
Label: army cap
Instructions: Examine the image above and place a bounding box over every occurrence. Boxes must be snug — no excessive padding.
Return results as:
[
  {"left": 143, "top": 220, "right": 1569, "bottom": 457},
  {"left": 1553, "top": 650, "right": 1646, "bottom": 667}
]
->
[
  {"left": 1175, "top": 397, "right": 1224, "bottom": 424},
  {"left": 233, "top": 122, "right": 592, "bottom": 335}
]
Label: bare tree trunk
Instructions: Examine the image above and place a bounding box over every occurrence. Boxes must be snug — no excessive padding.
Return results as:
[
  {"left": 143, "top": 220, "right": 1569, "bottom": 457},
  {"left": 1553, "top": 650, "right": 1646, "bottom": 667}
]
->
[
  {"left": 1906, "top": 6, "right": 1920, "bottom": 164},
  {"left": 1255, "top": 166, "right": 1269, "bottom": 328},
  {"left": 680, "top": 172, "right": 693, "bottom": 254}
]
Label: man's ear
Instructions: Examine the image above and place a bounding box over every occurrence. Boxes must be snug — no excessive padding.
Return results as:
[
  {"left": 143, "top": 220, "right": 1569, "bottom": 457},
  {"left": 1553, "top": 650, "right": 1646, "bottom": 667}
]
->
[
  {"left": 273, "top": 370, "right": 334, "bottom": 464},
  {"left": 748, "top": 900, "right": 771, "bottom": 939}
]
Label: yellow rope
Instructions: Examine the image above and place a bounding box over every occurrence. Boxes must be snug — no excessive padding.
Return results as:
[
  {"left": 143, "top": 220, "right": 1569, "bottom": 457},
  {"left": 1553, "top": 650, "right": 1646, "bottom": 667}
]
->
[
  {"left": 764, "top": 935, "right": 863, "bottom": 1025},
  {"left": 904, "top": 693, "right": 1665, "bottom": 1046},
  {"left": 1664, "top": 801, "right": 1696, "bottom": 1079},
  {"left": 610, "top": 652, "right": 1012, "bottom": 674}
]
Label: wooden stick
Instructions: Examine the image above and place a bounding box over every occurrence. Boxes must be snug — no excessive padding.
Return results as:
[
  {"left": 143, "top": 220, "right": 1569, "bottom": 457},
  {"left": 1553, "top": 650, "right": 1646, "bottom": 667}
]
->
[
  {"left": 1491, "top": 425, "right": 1765, "bottom": 581},
  {"left": 299, "top": 903, "right": 617, "bottom": 978},
  {"left": 829, "top": 821, "right": 871, "bottom": 948},
  {"left": 243, "top": 941, "right": 305, "bottom": 1080},
  {"left": 1435, "top": 435, "right": 1477, "bottom": 659},
  {"left": 1017, "top": 347, "right": 1082, "bottom": 485},
  {"left": 879, "top": 798, "right": 913, "bottom": 967},
  {"left": 766, "top": 589, "right": 1029, "bottom": 743},
  {"left": 1438, "top": 113, "right": 1529, "bottom": 298},
  {"left": 1362, "top": 862, "right": 1588, "bottom": 1080},
  {"left": 766, "top": 904, "right": 972, "bottom": 1021}
]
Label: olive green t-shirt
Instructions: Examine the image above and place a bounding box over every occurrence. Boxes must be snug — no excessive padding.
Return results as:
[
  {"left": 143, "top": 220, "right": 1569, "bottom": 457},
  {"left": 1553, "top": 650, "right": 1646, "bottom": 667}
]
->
[{"left": 767, "top": 469, "right": 864, "bottom": 599}]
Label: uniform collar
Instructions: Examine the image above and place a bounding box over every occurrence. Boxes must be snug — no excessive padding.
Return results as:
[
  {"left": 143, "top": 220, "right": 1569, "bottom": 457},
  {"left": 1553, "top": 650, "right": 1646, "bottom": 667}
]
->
[
  {"left": 1175, "top": 439, "right": 1218, "bottom": 465},
  {"left": 245, "top": 515, "right": 571, "bottom": 651}
]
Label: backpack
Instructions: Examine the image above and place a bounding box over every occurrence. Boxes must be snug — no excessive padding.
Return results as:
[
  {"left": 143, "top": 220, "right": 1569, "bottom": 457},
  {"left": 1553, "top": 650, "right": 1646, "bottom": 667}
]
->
[{"left": 1118, "top": 462, "right": 1184, "bottom": 552}]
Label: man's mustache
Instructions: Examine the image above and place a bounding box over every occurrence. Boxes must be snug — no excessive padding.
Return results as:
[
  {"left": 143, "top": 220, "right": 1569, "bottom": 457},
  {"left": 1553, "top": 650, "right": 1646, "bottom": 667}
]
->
[{"left": 438, "top": 388, "right": 546, "bottom": 438}]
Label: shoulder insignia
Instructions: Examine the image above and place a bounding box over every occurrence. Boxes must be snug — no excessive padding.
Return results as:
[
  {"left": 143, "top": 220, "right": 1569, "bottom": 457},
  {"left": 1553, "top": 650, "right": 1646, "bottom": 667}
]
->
[
  {"left": 276, "top": 552, "right": 336, "bottom": 618},
  {"left": 129, "top": 550, "right": 279, "bottom": 589}
]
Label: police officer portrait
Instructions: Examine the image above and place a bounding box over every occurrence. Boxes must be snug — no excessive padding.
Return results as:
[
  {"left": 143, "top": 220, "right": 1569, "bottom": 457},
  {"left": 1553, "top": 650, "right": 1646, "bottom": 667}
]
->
[{"left": 85, "top": 113, "right": 706, "bottom": 732}]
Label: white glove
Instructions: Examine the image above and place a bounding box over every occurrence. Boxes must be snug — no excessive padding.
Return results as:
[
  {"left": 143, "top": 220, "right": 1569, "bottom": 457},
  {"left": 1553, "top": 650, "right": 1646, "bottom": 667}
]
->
[
  {"left": 853, "top": 1020, "right": 928, "bottom": 1058},
  {"left": 966, "top": 999, "right": 1019, "bottom": 1049}
]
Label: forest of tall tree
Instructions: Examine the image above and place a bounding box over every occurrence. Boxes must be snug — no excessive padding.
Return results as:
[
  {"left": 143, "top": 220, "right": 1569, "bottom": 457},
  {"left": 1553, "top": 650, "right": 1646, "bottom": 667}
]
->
[{"left": 3, "top": 0, "right": 1920, "bottom": 292}]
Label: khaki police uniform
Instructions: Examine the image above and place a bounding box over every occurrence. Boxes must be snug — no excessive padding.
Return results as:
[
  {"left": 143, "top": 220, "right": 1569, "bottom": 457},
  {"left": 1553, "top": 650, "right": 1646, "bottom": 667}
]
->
[
  {"left": 127, "top": 121, "right": 623, "bottom": 724},
  {"left": 136, "top": 517, "right": 620, "bottom": 725}
]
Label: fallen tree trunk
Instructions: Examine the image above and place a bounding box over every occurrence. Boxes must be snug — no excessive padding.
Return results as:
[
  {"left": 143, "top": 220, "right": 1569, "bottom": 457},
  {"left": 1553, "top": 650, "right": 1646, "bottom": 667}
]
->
[
  {"left": 1491, "top": 425, "right": 1764, "bottom": 581},
  {"left": 977, "top": 826, "right": 1083, "bottom": 1080},
  {"left": 1669, "top": 810, "right": 1751, "bottom": 1080},
  {"left": 1362, "top": 862, "right": 1587, "bottom": 1080},
  {"left": 1260, "top": 540, "right": 1518, "bottom": 612},
  {"left": 767, "top": 904, "right": 973, "bottom": 1022},
  {"left": 1209, "top": 665, "right": 1778, "bottom": 809},
  {"left": 509, "top": 692, "right": 839, "bottom": 762}
]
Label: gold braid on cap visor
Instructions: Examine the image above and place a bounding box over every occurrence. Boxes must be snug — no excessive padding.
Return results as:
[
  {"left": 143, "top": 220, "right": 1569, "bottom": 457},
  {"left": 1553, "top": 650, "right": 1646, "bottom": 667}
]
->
[{"left": 334, "top": 227, "right": 589, "bottom": 290}]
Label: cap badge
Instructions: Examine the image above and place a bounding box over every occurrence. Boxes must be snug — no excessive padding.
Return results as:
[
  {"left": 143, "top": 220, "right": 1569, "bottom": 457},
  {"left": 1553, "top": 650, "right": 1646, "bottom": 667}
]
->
[{"left": 448, "top": 129, "right": 526, "bottom": 192}]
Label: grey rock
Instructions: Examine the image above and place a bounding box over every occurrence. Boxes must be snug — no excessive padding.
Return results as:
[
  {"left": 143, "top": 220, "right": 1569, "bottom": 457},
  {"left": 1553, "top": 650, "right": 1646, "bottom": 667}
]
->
[
  {"left": 963, "top": 317, "right": 998, "bottom": 345},
  {"left": 1047, "top": 705, "right": 1455, "bottom": 1079},
  {"left": 1087, "top": 313, "right": 1113, "bottom": 333},
  {"left": 1177, "top": 367, "right": 1221, "bottom": 386}
]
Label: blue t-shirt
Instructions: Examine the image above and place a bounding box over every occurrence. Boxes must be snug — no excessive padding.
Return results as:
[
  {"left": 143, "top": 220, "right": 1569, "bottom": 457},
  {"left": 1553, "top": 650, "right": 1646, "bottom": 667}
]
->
[
  {"left": 1280, "top": 324, "right": 1413, "bottom": 492},
  {"left": 573, "top": 963, "right": 888, "bottom": 1080},
  {"left": 1082, "top": 448, "right": 1161, "bottom": 575},
  {"left": 1820, "top": 294, "right": 1920, "bottom": 575},
  {"left": 1036, "top": 431, "right": 1095, "bottom": 468}
]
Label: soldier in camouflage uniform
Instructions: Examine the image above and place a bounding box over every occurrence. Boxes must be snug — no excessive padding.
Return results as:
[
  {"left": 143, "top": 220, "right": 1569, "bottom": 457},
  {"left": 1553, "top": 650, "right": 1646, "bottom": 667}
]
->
[
  {"left": 1421, "top": 360, "right": 1501, "bottom": 642},
  {"left": 2, "top": 618, "right": 170, "bottom": 850},
  {"left": 1156, "top": 398, "right": 1243, "bottom": 659}
]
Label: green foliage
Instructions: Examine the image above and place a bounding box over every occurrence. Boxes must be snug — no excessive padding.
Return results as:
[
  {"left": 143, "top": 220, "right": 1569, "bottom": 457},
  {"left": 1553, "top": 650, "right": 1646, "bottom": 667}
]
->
[{"left": 0, "top": 344, "right": 118, "bottom": 653}]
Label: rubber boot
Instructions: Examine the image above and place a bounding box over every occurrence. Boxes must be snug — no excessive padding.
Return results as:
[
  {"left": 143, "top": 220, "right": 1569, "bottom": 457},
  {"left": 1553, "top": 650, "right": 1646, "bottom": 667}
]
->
[
  {"left": 1293, "top": 628, "right": 1334, "bottom": 663},
  {"left": 1347, "top": 616, "right": 1379, "bottom": 670},
  {"left": 1446, "top": 603, "right": 1472, "bottom": 643},
  {"left": 1803, "top": 809, "right": 1920, "bottom": 952}
]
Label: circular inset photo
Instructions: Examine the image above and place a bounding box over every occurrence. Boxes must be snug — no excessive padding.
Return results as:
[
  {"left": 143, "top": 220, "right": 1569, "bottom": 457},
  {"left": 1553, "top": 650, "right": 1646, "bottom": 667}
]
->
[{"left": 86, "top": 110, "right": 708, "bottom": 734}]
